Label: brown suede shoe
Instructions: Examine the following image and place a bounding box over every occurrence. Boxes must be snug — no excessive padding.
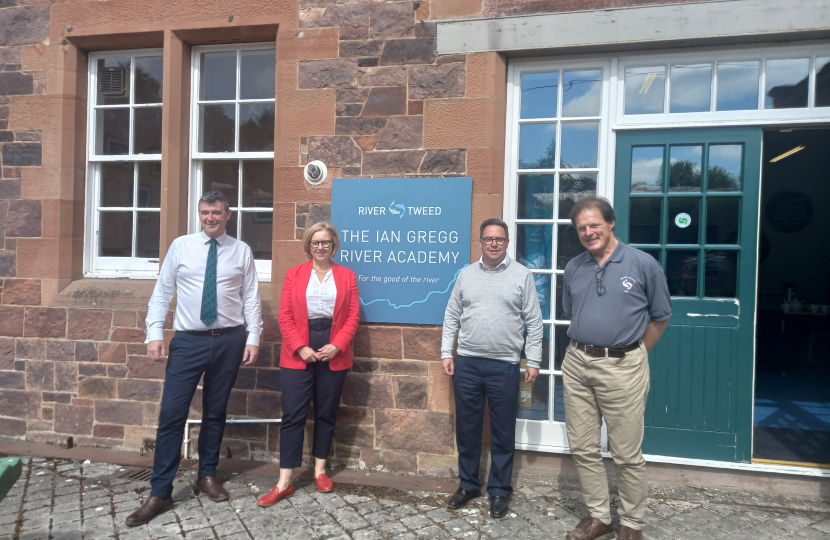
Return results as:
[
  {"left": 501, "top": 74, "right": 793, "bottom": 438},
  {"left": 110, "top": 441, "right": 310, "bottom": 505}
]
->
[
  {"left": 566, "top": 517, "right": 616, "bottom": 540},
  {"left": 616, "top": 525, "right": 642, "bottom": 540},
  {"left": 196, "top": 475, "right": 230, "bottom": 502},
  {"left": 125, "top": 496, "right": 174, "bottom": 527}
]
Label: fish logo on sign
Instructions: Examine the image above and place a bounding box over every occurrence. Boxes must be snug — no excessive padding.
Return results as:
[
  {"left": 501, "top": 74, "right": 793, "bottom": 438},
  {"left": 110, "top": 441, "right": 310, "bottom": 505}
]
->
[{"left": 389, "top": 201, "right": 406, "bottom": 219}]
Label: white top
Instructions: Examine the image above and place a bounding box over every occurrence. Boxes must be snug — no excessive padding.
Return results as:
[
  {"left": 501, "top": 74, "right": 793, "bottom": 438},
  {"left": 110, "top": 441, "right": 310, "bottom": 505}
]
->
[
  {"left": 306, "top": 267, "right": 337, "bottom": 319},
  {"left": 145, "top": 231, "right": 263, "bottom": 346}
]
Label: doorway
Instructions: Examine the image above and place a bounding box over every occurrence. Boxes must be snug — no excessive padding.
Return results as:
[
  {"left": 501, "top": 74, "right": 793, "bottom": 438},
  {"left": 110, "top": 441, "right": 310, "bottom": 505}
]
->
[{"left": 753, "top": 128, "right": 830, "bottom": 465}]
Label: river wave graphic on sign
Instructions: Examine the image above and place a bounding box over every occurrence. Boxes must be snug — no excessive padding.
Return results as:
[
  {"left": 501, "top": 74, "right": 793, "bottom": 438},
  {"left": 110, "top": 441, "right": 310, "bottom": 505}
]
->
[
  {"left": 389, "top": 201, "right": 406, "bottom": 219},
  {"left": 359, "top": 265, "right": 467, "bottom": 309}
]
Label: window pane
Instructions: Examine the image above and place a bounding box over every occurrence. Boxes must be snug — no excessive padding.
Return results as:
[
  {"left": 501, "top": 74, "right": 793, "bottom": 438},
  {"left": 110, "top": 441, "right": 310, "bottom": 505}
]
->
[
  {"left": 519, "top": 123, "right": 556, "bottom": 169},
  {"left": 241, "top": 160, "right": 274, "bottom": 208},
  {"left": 817, "top": 57, "right": 830, "bottom": 107},
  {"left": 517, "top": 174, "right": 553, "bottom": 220},
  {"left": 517, "top": 373, "right": 551, "bottom": 420},
  {"left": 708, "top": 144, "right": 742, "bottom": 191},
  {"left": 765, "top": 58, "right": 809, "bottom": 109},
  {"left": 133, "top": 107, "right": 162, "bottom": 155},
  {"left": 240, "top": 49, "right": 276, "bottom": 100},
  {"left": 630, "top": 198, "right": 662, "bottom": 245},
  {"left": 137, "top": 162, "right": 161, "bottom": 208},
  {"left": 716, "top": 61, "right": 759, "bottom": 111},
  {"left": 101, "top": 162, "right": 133, "bottom": 207},
  {"left": 625, "top": 66, "right": 665, "bottom": 115},
  {"left": 516, "top": 224, "right": 552, "bottom": 270},
  {"left": 240, "top": 211, "right": 272, "bottom": 260},
  {"left": 553, "top": 325, "right": 570, "bottom": 370},
  {"left": 521, "top": 72, "right": 558, "bottom": 119},
  {"left": 99, "top": 212, "right": 132, "bottom": 257},
  {"left": 95, "top": 108, "right": 130, "bottom": 155},
  {"left": 706, "top": 197, "right": 740, "bottom": 245},
  {"left": 225, "top": 214, "right": 238, "bottom": 239},
  {"left": 134, "top": 56, "right": 163, "bottom": 104},
  {"left": 562, "top": 70, "right": 601, "bottom": 117},
  {"left": 200, "top": 51, "right": 237, "bottom": 101},
  {"left": 97, "top": 58, "right": 130, "bottom": 106},
  {"left": 560, "top": 122, "right": 599, "bottom": 169},
  {"left": 559, "top": 173, "right": 597, "bottom": 219},
  {"left": 704, "top": 250, "right": 738, "bottom": 298},
  {"left": 238, "top": 103, "right": 275, "bottom": 152},
  {"left": 202, "top": 160, "right": 239, "bottom": 207},
  {"left": 535, "top": 272, "right": 552, "bottom": 321},
  {"left": 669, "top": 145, "right": 702, "bottom": 192},
  {"left": 670, "top": 63, "right": 712, "bottom": 113},
  {"left": 557, "top": 224, "right": 585, "bottom": 269},
  {"left": 631, "top": 146, "right": 663, "bottom": 193},
  {"left": 666, "top": 250, "right": 698, "bottom": 296},
  {"left": 667, "top": 198, "right": 701, "bottom": 245},
  {"left": 199, "top": 104, "right": 236, "bottom": 153},
  {"left": 136, "top": 212, "right": 160, "bottom": 258}
]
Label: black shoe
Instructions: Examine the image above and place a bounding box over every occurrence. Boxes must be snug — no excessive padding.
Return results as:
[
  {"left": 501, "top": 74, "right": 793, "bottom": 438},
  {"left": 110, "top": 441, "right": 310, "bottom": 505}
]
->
[
  {"left": 489, "top": 495, "right": 509, "bottom": 519},
  {"left": 447, "top": 487, "right": 480, "bottom": 509}
]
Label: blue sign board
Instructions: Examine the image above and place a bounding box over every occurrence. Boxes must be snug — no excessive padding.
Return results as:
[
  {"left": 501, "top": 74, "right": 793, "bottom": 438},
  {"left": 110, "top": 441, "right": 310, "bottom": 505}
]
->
[{"left": 331, "top": 177, "right": 472, "bottom": 324}]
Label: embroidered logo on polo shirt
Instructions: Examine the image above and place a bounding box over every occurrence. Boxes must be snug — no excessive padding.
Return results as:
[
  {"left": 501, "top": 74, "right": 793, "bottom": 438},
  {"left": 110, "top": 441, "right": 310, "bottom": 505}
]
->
[{"left": 621, "top": 276, "right": 637, "bottom": 293}]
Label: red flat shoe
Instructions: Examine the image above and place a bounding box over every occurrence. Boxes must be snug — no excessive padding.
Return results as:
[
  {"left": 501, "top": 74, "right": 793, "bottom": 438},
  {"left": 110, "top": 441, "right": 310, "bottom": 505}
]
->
[
  {"left": 257, "top": 483, "right": 294, "bottom": 507},
  {"left": 315, "top": 473, "right": 334, "bottom": 492}
]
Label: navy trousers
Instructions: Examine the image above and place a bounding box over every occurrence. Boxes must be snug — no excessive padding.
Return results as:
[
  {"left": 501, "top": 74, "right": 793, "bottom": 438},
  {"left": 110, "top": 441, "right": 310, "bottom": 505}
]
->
[
  {"left": 279, "top": 318, "right": 348, "bottom": 469},
  {"left": 150, "top": 326, "right": 246, "bottom": 498},
  {"left": 452, "top": 355, "right": 520, "bottom": 498}
]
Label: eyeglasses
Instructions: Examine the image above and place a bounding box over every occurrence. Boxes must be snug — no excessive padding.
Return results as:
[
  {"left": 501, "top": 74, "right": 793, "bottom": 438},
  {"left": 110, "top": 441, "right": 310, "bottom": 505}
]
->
[
  {"left": 596, "top": 267, "right": 606, "bottom": 296},
  {"left": 310, "top": 240, "right": 333, "bottom": 248},
  {"left": 481, "top": 237, "right": 508, "bottom": 246}
]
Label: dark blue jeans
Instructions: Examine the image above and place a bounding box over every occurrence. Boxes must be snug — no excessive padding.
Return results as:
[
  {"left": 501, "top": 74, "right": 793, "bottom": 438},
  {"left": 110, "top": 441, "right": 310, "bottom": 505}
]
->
[
  {"left": 452, "top": 355, "right": 520, "bottom": 498},
  {"left": 149, "top": 326, "right": 246, "bottom": 498}
]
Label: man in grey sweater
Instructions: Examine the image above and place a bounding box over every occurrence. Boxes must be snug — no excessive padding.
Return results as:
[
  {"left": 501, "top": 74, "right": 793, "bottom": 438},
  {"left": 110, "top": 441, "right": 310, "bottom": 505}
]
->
[{"left": 441, "top": 218, "right": 544, "bottom": 519}]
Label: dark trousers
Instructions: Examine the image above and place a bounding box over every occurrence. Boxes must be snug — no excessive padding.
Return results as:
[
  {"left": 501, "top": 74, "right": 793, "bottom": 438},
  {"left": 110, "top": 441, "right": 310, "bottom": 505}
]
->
[
  {"left": 452, "top": 355, "right": 520, "bottom": 498},
  {"left": 279, "top": 318, "right": 348, "bottom": 469},
  {"left": 149, "top": 326, "right": 246, "bottom": 498}
]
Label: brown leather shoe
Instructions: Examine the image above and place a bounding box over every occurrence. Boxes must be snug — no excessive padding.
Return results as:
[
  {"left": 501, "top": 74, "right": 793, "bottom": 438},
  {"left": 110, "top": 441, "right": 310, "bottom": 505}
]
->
[
  {"left": 616, "top": 525, "right": 642, "bottom": 540},
  {"left": 196, "top": 475, "right": 230, "bottom": 502},
  {"left": 125, "top": 496, "right": 174, "bottom": 527},
  {"left": 566, "top": 517, "right": 615, "bottom": 540}
]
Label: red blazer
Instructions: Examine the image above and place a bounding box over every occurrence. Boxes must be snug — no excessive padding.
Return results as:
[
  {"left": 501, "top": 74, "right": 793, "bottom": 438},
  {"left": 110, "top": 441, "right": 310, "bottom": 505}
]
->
[{"left": 278, "top": 260, "right": 360, "bottom": 370}]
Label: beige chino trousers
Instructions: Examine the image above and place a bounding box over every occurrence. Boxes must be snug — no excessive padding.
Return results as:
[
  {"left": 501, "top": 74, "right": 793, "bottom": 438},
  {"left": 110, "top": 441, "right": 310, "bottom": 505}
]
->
[{"left": 562, "top": 340, "right": 650, "bottom": 530}]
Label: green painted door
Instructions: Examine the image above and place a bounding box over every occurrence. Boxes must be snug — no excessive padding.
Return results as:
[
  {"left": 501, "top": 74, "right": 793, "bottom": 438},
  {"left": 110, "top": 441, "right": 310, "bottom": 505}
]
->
[{"left": 614, "top": 128, "right": 761, "bottom": 462}]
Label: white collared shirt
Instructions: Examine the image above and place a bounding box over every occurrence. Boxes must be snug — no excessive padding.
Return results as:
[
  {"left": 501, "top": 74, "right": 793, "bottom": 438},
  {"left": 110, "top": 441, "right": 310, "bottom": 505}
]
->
[
  {"left": 307, "top": 267, "right": 337, "bottom": 319},
  {"left": 478, "top": 254, "right": 511, "bottom": 271},
  {"left": 145, "top": 231, "right": 263, "bottom": 346}
]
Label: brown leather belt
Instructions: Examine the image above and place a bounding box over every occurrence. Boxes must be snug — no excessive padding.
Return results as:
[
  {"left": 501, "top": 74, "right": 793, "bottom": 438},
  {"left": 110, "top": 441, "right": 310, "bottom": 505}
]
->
[{"left": 572, "top": 340, "right": 640, "bottom": 358}]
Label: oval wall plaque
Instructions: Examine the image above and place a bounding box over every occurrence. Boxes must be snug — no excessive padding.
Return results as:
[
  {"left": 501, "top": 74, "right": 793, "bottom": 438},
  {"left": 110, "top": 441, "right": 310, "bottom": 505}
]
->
[{"left": 766, "top": 191, "right": 813, "bottom": 234}]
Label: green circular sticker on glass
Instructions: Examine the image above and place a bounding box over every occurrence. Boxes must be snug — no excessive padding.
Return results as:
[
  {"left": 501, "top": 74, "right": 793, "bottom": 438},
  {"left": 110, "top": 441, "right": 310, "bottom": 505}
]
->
[{"left": 674, "top": 212, "right": 691, "bottom": 228}]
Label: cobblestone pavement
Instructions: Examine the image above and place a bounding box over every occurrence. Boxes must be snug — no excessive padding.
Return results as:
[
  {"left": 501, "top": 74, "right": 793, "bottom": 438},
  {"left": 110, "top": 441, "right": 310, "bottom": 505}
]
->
[{"left": 1, "top": 456, "right": 830, "bottom": 539}]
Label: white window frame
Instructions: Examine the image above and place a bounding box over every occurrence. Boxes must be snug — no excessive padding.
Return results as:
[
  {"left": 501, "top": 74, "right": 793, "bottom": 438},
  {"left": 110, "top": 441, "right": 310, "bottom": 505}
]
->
[
  {"left": 189, "top": 42, "right": 276, "bottom": 281},
  {"left": 84, "top": 48, "right": 164, "bottom": 278}
]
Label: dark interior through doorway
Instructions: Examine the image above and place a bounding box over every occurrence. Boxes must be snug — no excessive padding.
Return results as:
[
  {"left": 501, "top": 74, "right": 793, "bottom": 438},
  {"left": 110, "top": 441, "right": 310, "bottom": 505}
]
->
[{"left": 754, "top": 127, "right": 830, "bottom": 464}]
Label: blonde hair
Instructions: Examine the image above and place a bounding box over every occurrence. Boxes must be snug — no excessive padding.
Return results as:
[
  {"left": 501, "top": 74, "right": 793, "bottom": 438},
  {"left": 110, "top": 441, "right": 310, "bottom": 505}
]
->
[{"left": 303, "top": 222, "right": 341, "bottom": 256}]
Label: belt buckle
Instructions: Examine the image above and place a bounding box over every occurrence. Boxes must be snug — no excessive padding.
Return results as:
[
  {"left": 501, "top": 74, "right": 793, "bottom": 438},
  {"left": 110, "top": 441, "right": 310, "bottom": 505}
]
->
[{"left": 210, "top": 329, "right": 221, "bottom": 336}]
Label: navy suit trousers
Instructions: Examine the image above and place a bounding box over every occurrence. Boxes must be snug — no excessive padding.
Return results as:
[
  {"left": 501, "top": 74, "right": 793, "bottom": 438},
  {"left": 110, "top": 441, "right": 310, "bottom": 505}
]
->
[
  {"left": 150, "top": 326, "right": 246, "bottom": 498},
  {"left": 452, "top": 355, "right": 520, "bottom": 498}
]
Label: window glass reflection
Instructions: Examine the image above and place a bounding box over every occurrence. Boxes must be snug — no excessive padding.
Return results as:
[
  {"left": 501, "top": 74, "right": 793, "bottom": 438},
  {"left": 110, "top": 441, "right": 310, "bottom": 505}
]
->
[
  {"left": 631, "top": 146, "right": 664, "bottom": 193},
  {"left": 99, "top": 212, "right": 133, "bottom": 257},
  {"left": 704, "top": 250, "right": 738, "bottom": 297},
  {"left": 96, "top": 108, "right": 130, "bottom": 155},
  {"left": 241, "top": 160, "right": 274, "bottom": 208},
  {"left": 101, "top": 162, "right": 134, "bottom": 207},
  {"left": 667, "top": 198, "right": 701, "bottom": 245},
  {"left": 708, "top": 144, "right": 742, "bottom": 191},
  {"left": 670, "top": 63, "right": 711, "bottom": 113},
  {"left": 519, "top": 123, "right": 557, "bottom": 169},
  {"left": 134, "top": 56, "right": 163, "bottom": 104},
  {"left": 765, "top": 58, "right": 809, "bottom": 109},
  {"left": 136, "top": 212, "right": 160, "bottom": 258},
  {"left": 559, "top": 173, "right": 597, "bottom": 219},
  {"left": 518, "top": 174, "right": 554, "bottom": 220},
  {"left": 560, "top": 122, "right": 599, "bottom": 169},
  {"left": 625, "top": 66, "right": 665, "bottom": 115},
  {"left": 202, "top": 160, "right": 240, "bottom": 207},
  {"left": 199, "top": 104, "right": 236, "bottom": 153},
  {"left": 562, "top": 70, "right": 602, "bottom": 117},
  {"left": 133, "top": 107, "right": 163, "bottom": 155},
  {"left": 669, "top": 145, "right": 702, "bottom": 192},
  {"left": 557, "top": 224, "right": 585, "bottom": 269},
  {"left": 716, "top": 61, "right": 759, "bottom": 111},
  {"left": 521, "top": 72, "right": 558, "bottom": 119},
  {"left": 137, "top": 162, "right": 161, "bottom": 208},
  {"left": 630, "top": 198, "right": 662, "bottom": 245},
  {"left": 240, "top": 211, "right": 273, "bottom": 260},
  {"left": 240, "top": 50, "right": 276, "bottom": 100},
  {"left": 517, "top": 373, "right": 552, "bottom": 421},
  {"left": 200, "top": 51, "right": 236, "bottom": 101},
  {"left": 239, "top": 103, "right": 275, "bottom": 152},
  {"left": 817, "top": 57, "right": 830, "bottom": 108},
  {"left": 706, "top": 197, "right": 740, "bottom": 245},
  {"left": 516, "top": 224, "right": 553, "bottom": 270},
  {"left": 666, "top": 250, "right": 698, "bottom": 296}
]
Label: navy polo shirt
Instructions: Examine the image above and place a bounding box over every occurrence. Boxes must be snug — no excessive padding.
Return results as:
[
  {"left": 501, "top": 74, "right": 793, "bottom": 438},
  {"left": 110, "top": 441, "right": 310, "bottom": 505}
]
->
[{"left": 562, "top": 240, "right": 672, "bottom": 348}]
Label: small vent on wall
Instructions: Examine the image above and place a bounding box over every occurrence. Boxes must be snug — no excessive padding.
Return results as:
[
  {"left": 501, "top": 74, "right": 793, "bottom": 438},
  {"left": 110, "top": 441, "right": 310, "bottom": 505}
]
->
[{"left": 100, "top": 67, "right": 126, "bottom": 96}]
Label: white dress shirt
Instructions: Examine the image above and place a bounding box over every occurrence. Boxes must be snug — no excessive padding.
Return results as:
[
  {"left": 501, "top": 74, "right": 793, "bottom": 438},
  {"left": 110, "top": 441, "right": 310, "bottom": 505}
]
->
[
  {"left": 146, "top": 231, "right": 263, "bottom": 346},
  {"left": 306, "top": 268, "right": 337, "bottom": 319},
  {"left": 478, "top": 254, "right": 511, "bottom": 270}
]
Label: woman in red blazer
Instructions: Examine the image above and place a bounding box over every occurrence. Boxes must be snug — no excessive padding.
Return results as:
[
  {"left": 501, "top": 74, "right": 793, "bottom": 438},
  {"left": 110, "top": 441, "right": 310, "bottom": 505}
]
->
[{"left": 257, "top": 222, "right": 359, "bottom": 506}]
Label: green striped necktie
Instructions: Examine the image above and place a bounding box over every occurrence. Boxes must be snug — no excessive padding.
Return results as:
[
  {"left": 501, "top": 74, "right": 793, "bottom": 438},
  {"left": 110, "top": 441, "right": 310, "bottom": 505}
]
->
[{"left": 200, "top": 238, "right": 218, "bottom": 326}]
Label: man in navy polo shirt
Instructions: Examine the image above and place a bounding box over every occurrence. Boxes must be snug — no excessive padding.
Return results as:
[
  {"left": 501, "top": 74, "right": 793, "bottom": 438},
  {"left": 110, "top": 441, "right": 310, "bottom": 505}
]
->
[{"left": 561, "top": 197, "right": 671, "bottom": 540}]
